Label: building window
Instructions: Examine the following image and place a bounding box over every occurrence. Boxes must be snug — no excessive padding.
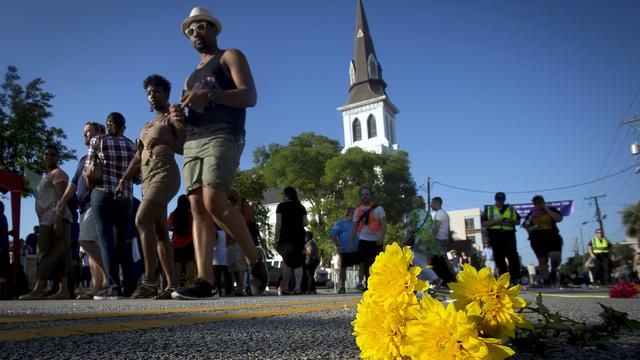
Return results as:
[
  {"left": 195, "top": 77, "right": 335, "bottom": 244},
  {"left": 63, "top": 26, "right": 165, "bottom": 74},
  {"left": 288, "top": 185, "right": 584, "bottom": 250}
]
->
[
  {"left": 368, "top": 54, "right": 379, "bottom": 79},
  {"left": 464, "top": 218, "right": 475, "bottom": 230},
  {"left": 353, "top": 118, "right": 362, "bottom": 142},
  {"left": 367, "top": 115, "right": 377, "bottom": 139},
  {"left": 349, "top": 60, "right": 356, "bottom": 86},
  {"left": 384, "top": 118, "right": 389, "bottom": 140}
]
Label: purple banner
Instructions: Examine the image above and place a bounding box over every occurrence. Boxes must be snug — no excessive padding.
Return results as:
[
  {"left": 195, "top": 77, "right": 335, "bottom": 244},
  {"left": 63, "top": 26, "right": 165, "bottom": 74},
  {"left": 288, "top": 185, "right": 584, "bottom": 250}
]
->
[{"left": 511, "top": 200, "right": 573, "bottom": 217}]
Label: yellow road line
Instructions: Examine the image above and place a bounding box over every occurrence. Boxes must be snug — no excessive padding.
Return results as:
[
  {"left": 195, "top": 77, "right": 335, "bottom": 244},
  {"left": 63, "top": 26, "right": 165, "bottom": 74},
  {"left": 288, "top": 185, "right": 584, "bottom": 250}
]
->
[
  {"left": 0, "top": 296, "right": 360, "bottom": 324},
  {"left": 0, "top": 301, "right": 358, "bottom": 342},
  {"left": 540, "top": 294, "right": 609, "bottom": 299}
]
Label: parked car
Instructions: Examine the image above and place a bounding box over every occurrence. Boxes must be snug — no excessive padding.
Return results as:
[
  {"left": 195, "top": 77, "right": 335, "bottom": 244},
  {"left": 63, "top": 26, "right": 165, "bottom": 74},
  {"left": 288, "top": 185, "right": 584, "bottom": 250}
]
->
[
  {"left": 267, "top": 259, "right": 283, "bottom": 287},
  {"left": 314, "top": 268, "right": 329, "bottom": 287}
]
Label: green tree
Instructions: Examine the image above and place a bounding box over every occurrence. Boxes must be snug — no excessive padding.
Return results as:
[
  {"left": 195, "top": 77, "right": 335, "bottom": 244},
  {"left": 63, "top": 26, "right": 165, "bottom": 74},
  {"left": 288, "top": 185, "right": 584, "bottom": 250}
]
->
[
  {"left": 325, "top": 147, "right": 416, "bottom": 223},
  {"left": 559, "top": 253, "right": 589, "bottom": 276},
  {"left": 258, "top": 132, "right": 417, "bottom": 263},
  {"left": 233, "top": 167, "right": 272, "bottom": 252},
  {"left": 262, "top": 133, "right": 343, "bottom": 261},
  {"left": 0, "top": 66, "right": 75, "bottom": 179},
  {"left": 620, "top": 203, "right": 640, "bottom": 244},
  {"left": 611, "top": 243, "right": 635, "bottom": 263}
]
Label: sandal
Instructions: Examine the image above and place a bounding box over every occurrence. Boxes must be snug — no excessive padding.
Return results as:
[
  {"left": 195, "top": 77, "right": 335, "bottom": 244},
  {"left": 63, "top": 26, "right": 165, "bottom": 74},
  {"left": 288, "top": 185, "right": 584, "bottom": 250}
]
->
[{"left": 131, "top": 281, "right": 158, "bottom": 299}]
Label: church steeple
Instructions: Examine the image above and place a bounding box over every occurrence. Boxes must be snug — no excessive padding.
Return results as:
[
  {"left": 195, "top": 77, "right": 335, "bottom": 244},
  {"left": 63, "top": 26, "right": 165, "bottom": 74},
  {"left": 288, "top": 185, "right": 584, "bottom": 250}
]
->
[
  {"left": 347, "top": 0, "right": 392, "bottom": 107},
  {"left": 338, "top": 0, "right": 399, "bottom": 154}
]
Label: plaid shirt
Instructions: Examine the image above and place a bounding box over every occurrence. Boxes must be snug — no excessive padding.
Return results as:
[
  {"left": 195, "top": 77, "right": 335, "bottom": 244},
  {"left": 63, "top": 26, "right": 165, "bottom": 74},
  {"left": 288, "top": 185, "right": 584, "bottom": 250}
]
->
[{"left": 85, "top": 134, "right": 140, "bottom": 199}]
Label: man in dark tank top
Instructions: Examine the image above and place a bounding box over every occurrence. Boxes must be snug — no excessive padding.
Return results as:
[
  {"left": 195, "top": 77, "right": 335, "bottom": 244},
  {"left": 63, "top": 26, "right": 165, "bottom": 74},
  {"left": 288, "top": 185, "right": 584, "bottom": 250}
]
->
[{"left": 170, "top": 6, "right": 268, "bottom": 300}]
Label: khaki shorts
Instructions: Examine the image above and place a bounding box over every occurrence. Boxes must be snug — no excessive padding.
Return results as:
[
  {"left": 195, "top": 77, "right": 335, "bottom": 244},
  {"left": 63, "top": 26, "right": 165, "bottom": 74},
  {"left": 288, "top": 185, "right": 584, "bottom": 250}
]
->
[{"left": 182, "top": 134, "right": 245, "bottom": 194}]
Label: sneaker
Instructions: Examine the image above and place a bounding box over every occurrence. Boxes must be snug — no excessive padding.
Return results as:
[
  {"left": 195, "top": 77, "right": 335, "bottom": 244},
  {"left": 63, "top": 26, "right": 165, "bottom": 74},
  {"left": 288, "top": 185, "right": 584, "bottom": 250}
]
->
[
  {"left": 18, "top": 291, "right": 45, "bottom": 300},
  {"left": 429, "top": 278, "right": 445, "bottom": 289},
  {"left": 171, "top": 278, "right": 219, "bottom": 300},
  {"left": 355, "top": 283, "right": 366, "bottom": 292},
  {"left": 153, "top": 287, "right": 175, "bottom": 300},
  {"left": 234, "top": 286, "right": 245, "bottom": 297},
  {"left": 249, "top": 247, "right": 268, "bottom": 295},
  {"left": 93, "top": 287, "right": 120, "bottom": 300},
  {"left": 337, "top": 287, "right": 346, "bottom": 294},
  {"left": 76, "top": 293, "right": 94, "bottom": 300}
]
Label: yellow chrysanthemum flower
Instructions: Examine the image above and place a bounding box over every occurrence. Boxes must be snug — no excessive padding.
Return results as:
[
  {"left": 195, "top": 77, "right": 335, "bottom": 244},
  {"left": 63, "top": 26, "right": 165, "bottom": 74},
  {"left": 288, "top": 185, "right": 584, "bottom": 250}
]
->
[
  {"left": 449, "top": 264, "right": 532, "bottom": 339},
  {"left": 352, "top": 292, "right": 413, "bottom": 360},
  {"left": 366, "top": 242, "right": 429, "bottom": 311},
  {"left": 403, "top": 296, "right": 515, "bottom": 360}
]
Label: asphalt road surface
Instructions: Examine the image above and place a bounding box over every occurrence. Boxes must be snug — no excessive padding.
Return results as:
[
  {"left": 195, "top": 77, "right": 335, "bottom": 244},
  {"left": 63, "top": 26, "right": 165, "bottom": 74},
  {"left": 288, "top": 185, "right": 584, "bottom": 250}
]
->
[{"left": 0, "top": 288, "right": 638, "bottom": 359}]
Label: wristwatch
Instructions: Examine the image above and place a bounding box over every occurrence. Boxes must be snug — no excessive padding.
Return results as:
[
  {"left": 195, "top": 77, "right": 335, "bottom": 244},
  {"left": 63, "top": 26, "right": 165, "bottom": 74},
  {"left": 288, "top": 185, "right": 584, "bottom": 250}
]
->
[{"left": 207, "top": 90, "right": 216, "bottom": 107}]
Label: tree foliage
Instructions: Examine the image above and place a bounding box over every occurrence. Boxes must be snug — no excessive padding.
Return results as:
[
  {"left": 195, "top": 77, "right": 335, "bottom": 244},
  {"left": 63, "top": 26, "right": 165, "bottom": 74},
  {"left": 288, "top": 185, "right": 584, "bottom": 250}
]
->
[
  {"left": 620, "top": 203, "right": 640, "bottom": 241},
  {"left": 258, "top": 132, "right": 417, "bottom": 262},
  {"left": 233, "top": 167, "right": 272, "bottom": 253},
  {"left": 0, "top": 66, "right": 75, "bottom": 179}
]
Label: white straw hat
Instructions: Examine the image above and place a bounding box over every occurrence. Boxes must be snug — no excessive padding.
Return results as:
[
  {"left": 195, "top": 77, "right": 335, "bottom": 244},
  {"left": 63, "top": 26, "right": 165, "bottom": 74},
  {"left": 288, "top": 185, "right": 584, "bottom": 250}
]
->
[{"left": 181, "top": 7, "right": 222, "bottom": 37}]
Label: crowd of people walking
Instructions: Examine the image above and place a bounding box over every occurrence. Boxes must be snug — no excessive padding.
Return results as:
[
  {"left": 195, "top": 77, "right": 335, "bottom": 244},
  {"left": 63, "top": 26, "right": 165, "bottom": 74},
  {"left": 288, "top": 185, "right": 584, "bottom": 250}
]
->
[
  {"left": 12, "top": 6, "right": 269, "bottom": 301},
  {"left": 3, "top": 6, "right": 639, "bottom": 302}
]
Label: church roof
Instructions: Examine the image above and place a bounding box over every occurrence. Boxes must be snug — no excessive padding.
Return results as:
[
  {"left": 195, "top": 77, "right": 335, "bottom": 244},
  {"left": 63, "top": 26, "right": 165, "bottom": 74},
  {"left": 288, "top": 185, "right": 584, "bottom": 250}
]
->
[{"left": 346, "top": 0, "right": 391, "bottom": 106}]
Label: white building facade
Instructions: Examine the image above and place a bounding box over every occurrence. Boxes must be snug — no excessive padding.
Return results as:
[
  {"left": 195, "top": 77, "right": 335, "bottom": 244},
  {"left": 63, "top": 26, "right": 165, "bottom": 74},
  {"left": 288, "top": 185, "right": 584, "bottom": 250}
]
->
[{"left": 448, "top": 208, "right": 485, "bottom": 252}]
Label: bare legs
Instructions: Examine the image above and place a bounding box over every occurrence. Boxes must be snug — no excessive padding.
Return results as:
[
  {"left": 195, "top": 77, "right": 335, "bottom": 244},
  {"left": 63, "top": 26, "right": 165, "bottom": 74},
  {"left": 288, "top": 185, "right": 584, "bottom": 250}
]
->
[
  {"left": 537, "top": 251, "right": 562, "bottom": 284},
  {"left": 135, "top": 199, "right": 177, "bottom": 289},
  {"left": 189, "top": 187, "right": 259, "bottom": 285},
  {"left": 79, "top": 240, "right": 108, "bottom": 293},
  {"left": 281, "top": 263, "right": 302, "bottom": 293}
]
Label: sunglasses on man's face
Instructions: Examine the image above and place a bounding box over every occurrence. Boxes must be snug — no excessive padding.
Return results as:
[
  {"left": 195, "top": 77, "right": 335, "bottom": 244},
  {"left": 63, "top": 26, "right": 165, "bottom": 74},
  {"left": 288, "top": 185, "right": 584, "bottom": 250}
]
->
[{"left": 185, "top": 23, "right": 207, "bottom": 38}]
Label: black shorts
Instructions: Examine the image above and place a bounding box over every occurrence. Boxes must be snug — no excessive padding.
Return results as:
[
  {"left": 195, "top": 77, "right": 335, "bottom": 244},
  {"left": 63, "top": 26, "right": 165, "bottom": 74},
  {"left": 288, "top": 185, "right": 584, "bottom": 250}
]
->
[
  {"left": 173, "top": 242, "right": 195, "bottom": 263},
  {"left": 340, "top": 252, "right": 360, "bottom": 268},
  {"left": 530, "top": 230, "right": 563, "bottom": 259},
  {"left": 358, "top": 240, "right": 383, "bottom": 266}
]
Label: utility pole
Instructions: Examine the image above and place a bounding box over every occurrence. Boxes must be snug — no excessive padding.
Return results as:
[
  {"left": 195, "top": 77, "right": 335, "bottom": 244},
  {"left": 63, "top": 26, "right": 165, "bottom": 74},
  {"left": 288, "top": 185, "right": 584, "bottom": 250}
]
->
[
  {"left": 426, "top": 177, "right": 431, "bottom": 209},
  {"left": 584, "top": 194, "right": 606, "bottom": 235},
  {"left": 621, "top": 115, "right": 640, "bottom": 157},
  {"left": 580, "top": 226, "right": 585, "bottom": 255},
  {"left": 621, "top": 115, "right": 640, "bottom": 126}
]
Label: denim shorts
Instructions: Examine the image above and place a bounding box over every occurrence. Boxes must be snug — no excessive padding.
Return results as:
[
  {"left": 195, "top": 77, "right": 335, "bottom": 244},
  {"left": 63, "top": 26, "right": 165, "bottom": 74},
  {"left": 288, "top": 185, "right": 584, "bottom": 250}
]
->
[{"left": 182, "top": 134, "right": 245, "bottom": 193}]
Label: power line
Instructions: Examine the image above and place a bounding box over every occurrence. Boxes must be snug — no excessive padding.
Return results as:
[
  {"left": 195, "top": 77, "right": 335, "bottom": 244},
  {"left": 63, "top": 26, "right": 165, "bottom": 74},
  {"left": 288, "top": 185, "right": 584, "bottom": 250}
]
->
[
  {"left": 432, "top": 163, "right": 639, "bottom": 195},
  {"left": 585, "top": 86, "right": 640, "bottom": 197}
]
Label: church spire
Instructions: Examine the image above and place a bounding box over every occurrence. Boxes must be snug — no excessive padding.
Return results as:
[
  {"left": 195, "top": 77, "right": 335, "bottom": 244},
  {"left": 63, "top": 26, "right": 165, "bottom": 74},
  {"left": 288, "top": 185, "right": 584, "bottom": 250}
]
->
[{"left": 346, "top": 0, "right": 391, "bottom": 107}]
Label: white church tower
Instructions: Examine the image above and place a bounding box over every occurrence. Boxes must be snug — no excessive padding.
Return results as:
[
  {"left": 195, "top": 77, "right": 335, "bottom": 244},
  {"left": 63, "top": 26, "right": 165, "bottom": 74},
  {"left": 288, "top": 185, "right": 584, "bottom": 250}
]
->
[{"left": 338, "top": 0, "right": 399, "bottom": 154}]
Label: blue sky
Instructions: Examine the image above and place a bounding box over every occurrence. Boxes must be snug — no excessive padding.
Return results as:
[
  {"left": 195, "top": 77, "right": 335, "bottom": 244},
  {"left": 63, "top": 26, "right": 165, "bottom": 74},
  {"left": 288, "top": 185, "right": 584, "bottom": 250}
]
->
[{"left": 1, "top": 0, "right": 639, "bottom": 266}]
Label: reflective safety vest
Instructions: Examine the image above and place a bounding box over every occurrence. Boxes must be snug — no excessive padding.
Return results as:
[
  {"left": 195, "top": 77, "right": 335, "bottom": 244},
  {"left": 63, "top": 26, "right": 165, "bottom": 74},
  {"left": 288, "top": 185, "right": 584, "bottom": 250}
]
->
[
  {"left": 590, "top": 236, "right": 610, "bottom": 254},
  {"left": 486, "top": 205, "right": 517, "bottom": 231},
  {"left": 355, "top": 205, "right": 381, "bottom": 232}
]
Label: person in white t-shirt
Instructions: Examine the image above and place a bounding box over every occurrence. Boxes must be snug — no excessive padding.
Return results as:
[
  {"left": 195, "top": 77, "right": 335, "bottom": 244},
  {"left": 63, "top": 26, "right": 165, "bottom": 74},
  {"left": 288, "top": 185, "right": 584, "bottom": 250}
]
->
[
  {"left": 482, "top": 244, "right": 496, "bottom": 276},
  {"left": 430, "top": 197, "right": 450, "bottom": 249},
  {"left": 212, "top": 227, "right": 231, "bottom": 297},
  {"left": 429, "top": 196, "right": 456, "bottom": 284}
]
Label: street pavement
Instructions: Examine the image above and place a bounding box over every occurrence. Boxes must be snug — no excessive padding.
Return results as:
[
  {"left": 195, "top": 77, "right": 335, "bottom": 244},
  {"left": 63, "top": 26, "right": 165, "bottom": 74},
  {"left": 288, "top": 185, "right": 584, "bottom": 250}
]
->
[{"left": 0, "top": 287, "right": 638, "bottom": 359}]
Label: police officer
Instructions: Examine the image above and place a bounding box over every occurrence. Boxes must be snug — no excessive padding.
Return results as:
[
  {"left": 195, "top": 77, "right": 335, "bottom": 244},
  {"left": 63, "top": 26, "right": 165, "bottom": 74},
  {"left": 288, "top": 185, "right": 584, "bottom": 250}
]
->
[
  {"left": 481, "top": 192, "right": 521, "bottom": 284},
  {"left": 588, "top": 228, "right": 611, "bottom": 285}
]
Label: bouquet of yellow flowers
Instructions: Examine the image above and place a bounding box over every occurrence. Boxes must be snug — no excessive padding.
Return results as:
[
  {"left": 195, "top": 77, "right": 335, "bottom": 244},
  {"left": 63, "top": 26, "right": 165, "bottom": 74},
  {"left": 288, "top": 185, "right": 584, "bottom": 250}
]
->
[{"left": 352, "top": 243, "right": 532, "bottom": 360}]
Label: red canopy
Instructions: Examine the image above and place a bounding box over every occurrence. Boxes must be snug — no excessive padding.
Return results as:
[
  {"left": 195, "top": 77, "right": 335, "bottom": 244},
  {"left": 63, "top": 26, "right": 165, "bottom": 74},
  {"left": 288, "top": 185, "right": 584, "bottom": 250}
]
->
[{"left": 0, "top": 169, "right": 24, "bottom": 291}]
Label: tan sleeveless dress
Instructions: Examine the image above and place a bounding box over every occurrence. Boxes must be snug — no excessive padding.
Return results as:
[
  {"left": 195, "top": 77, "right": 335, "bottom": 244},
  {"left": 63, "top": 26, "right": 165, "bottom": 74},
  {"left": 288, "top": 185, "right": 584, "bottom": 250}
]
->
[{"left": 139, "top": 114, "right": 184, "bottom": 205}]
